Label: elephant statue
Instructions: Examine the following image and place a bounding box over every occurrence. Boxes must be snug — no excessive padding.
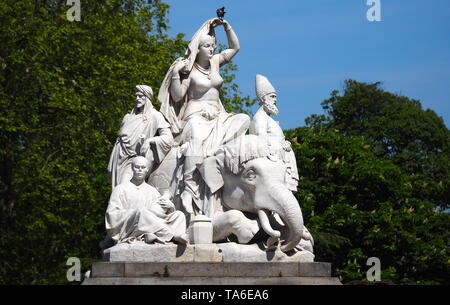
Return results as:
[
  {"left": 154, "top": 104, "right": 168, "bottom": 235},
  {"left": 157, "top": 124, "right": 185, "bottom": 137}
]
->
[
  {"left": 199, "top": 135, "right": 310, "bottom": 252},
  {"left": 148, "top": 135, "right": 312, "bottom": 253}
]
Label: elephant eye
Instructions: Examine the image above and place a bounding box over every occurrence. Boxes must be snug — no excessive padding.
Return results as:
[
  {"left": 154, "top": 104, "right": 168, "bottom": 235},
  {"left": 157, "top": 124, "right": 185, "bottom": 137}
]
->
[{"left": 244, "top": 169, "right": 256, "bottom": 180}]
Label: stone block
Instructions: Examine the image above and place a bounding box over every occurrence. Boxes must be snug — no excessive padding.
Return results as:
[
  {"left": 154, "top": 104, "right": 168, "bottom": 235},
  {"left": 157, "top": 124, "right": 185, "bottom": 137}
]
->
[
  {"left": 170, "top": 262, "right": 299, "bottom": 277},
  {"left": 102, "top": 242, "right": 315, "bottom": 263},
  {"left": 124, "top": 263, "right": 170, "bottom": 277},
  {"left": 82, "top": 276, "right": 342, "bottom": 285},
  {"left": 193, "top": 244, "right": 222, "bottom": 262},
  {"left": 94, "top": 262, "right": 303, "bottom": 278},
  {"left": 84, "top": 261, "right": 342, "bottom": 285},
  {"left": 189, "top": 215, "right": 213, "bottom": 244},
  {"left": 217, "top": 242, "right": 315, "bottom": 263},
  {"left": 91, "top": 262, "right": 124, "bottom": 278},
  {"left": 213, "top": 262, "right": 299, "bottom": 277},
  {"left": 103, "top": 242, "right": 194, "bottom": 262},
  {"left": 298, "top": 262, "right": 331, "bottom": 277}
]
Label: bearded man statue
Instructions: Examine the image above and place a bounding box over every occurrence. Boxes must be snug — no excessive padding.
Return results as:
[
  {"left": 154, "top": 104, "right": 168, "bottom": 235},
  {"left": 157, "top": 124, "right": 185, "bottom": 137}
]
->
[{"left": 249, "top": 74, "right": 299, "bottom": 191}]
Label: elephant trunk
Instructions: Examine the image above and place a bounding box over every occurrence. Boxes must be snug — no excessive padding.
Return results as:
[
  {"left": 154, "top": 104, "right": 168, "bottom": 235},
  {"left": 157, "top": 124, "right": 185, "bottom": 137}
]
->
[{"left": 266, "top": 184, "right": 304, "bottom": 252}]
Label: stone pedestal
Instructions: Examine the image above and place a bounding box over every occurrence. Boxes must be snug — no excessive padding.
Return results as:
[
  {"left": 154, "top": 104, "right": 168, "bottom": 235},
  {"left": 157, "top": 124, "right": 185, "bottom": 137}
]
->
[
  {"left": 188, "top": 215, "right": 213, "bottom": 244},
  {"left": 82, "top": 261, "right": 341, "bottom": 285},
  {"left": 82, "top": 242, "right": 341, "bottom": 285}
]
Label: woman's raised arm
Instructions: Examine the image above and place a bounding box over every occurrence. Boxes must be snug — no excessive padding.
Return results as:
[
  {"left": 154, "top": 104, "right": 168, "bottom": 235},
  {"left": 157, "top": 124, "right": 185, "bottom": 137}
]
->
[{"left": 218, "top": 19, "right": 240, "bottom": 65}]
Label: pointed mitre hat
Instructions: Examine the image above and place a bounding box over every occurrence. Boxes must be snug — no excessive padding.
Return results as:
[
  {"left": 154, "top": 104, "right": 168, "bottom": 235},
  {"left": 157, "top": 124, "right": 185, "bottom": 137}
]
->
[{"left": 255, "top": 74, "right": 276, "bottom": 101}]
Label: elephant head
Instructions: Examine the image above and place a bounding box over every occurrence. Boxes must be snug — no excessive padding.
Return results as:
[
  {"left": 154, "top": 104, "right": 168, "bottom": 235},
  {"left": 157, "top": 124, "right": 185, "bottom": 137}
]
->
[{"left": 199, "top": 135, "right": 304, "bottom": 252}]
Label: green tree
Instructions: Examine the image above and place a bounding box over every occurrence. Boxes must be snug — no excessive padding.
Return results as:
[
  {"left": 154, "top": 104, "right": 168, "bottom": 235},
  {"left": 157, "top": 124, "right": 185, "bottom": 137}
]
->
[
  {"left": 0, "top": 0, "right": 187, "bottom": 284},
  {"left": 308, "top": 79, "right": 450, "bottom": 210},
  {"left": 285, "top": 126, "right": 450, "bottom": 284}
]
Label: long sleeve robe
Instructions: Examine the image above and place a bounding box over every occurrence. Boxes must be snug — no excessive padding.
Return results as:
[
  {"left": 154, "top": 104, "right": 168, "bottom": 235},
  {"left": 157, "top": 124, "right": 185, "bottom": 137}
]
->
[
  {"left": 107, "top": 107, "right": 173, "bottom": 189},
  {"left": 105, "top": 181, "right": 186, "bottom": 244},
  {"left": 249, "top": 107, "right": 299, "bottom": 191}
]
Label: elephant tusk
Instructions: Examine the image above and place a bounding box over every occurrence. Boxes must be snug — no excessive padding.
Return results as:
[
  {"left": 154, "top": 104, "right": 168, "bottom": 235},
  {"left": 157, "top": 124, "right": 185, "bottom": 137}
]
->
[{"left": 258, "top": 209, "right": 281, "bottom": 239}]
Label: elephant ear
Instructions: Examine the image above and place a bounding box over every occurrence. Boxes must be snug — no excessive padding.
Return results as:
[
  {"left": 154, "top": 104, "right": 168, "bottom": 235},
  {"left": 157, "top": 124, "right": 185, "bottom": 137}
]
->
[{"left": 198, "top": 155, "right": 224, "bottom": 193}]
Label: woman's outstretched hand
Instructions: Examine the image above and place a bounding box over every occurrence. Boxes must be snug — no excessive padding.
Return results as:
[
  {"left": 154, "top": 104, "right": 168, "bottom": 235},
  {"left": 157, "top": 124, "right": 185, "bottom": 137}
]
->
[
  {"left": 210, "top": 18, "right": 222, "bottom": 28},
  {"left": 220, "top": 19, "right": 231, "bottom": 31},
  {"left": 211, "top": 18, "right": 230, "bottom": 30}
]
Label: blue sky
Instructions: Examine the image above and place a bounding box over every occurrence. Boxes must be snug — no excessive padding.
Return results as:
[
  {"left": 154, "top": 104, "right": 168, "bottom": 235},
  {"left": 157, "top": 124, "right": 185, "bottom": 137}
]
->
[{"left": 163, "top": 0, "right": 450, "bottom": 130}]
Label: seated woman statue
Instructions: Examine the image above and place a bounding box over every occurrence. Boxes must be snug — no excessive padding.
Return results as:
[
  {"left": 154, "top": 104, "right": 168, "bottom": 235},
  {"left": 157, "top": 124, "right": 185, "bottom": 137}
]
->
[
  {"left": 108, "top": 85, "right": 174, "bottom": 189},
  {"left": 158, "top": 18, "right": 250, "bottom": 217}
]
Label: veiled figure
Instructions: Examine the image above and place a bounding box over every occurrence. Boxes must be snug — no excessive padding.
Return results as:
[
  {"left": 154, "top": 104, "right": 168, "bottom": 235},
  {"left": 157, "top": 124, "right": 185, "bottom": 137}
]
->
[{"left": 158, "top": 18, "right": 249, "bottom": 216}]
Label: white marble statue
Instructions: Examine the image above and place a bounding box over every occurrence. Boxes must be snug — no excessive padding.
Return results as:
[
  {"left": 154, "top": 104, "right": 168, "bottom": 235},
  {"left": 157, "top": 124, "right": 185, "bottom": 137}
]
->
[
  {"left": 157, "top": 18, "right": 249, "bottom": 217},
  {"left": 250, "top": 74, "right": 299, "bottom": 191},
  {"left": 107, "top": 85, "right": 173, "bottom": 188},
  {"left": 102, "top": 156, "right": 188, "bottom": 248},
  {"left": 102, "top": 16, "right": 313, "bottom": 257}
]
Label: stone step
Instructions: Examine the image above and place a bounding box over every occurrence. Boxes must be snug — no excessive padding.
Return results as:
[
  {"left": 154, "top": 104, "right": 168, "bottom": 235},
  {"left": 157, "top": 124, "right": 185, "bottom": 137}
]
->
[
  {"left": 90, "top": 262, "right": 331, "bottom": 278},
  {"left": 83, "top": 276, "right": 342, "bottom": 285}
]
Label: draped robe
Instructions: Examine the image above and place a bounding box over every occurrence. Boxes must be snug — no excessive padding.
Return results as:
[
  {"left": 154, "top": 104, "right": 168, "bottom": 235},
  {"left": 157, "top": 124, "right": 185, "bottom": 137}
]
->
[
  {"left": 107, "top": 107, "right": 173, "bottom": 189},
  {"left": 105, "top": 181, "right": 186, "bottom": 244},
  {"left": 158, "top": 45, "right": 249, "bottom": 216},
  {"left": 249, "top": 107, "right": 299, "bottom": 191}
]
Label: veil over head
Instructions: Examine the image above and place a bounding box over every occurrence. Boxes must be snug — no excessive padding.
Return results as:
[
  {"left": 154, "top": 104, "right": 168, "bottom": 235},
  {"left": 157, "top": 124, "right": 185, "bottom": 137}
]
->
[
  {"left": 157, "top": 18, "right": 217, "bottom": 135},
  {"left": 184, "top": 19, "right": 216, "bottom": 72}
]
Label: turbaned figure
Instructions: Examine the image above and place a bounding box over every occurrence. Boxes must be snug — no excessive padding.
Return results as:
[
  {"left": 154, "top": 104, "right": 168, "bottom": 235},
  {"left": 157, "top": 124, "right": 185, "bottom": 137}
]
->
[{"left": 108, "top": 85, "right": 173, "bottom": 188}]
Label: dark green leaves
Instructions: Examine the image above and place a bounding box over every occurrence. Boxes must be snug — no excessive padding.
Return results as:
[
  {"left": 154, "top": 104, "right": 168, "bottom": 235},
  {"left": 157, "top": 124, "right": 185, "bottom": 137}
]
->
[
  {"left": 0, "top": 0, "right": 185, "bottom": 284},
  {"left": 286, "top": 81, "right": 450, "bottom": 284}
]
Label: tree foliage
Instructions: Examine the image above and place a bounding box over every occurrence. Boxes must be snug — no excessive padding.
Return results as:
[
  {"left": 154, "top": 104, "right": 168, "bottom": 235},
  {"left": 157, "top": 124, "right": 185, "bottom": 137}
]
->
[
  {"left": 0, "top": 0, "right": 187, "bottom": 284},
  {"left": 306, "top": 80, "right": 450, "bottom": 210},
  {"left": 285, "top": 81, "right": 450, "bottom": 284}
]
